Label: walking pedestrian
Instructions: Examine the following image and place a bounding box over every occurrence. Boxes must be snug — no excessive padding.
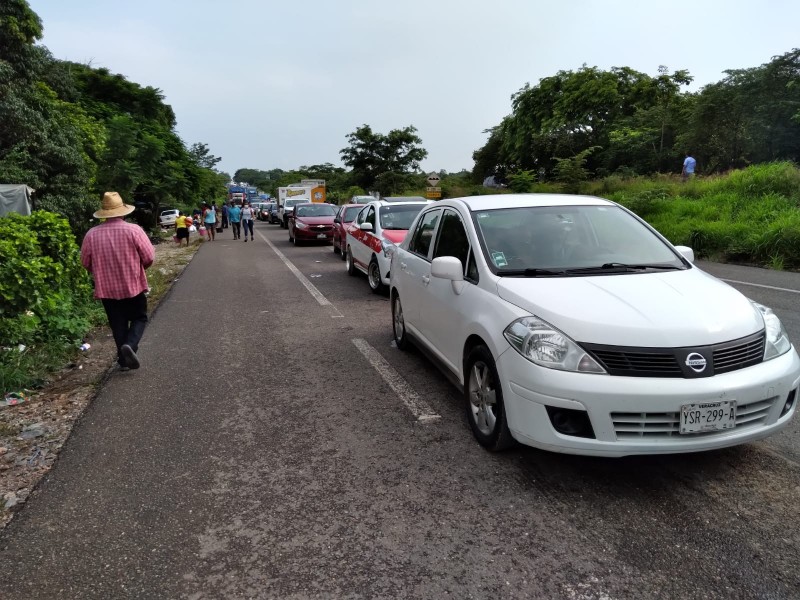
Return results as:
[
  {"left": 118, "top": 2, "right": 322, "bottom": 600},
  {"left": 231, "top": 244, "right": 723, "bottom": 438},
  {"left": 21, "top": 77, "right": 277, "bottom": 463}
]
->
[
  {"left": 222, "top": 201, "right": 229, "bottom": 229},
  {"left": 228, "top": 201, "right": 242, "bottom": 239},
  {"left": 80, "top": 192, "right": 154, "bottom": 371},
  {"left": 681, "top": 152, "right": 697, "bottom": 182},
  {"left": 214, "top": 201, "right": 222, "bottom": 233},
  {"left": 241, "top": 201, "right": 255, "bottom": 242},
  {"left": 203, "top": 202, "right": 217, "bottom": 241}
]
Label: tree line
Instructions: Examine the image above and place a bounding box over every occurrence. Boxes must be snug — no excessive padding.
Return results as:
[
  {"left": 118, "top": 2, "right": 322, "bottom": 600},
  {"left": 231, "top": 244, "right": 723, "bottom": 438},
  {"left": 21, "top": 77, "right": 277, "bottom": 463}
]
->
[
  {"left": 472, "top": 50, "right": 800, "bottom": 186},
  {"left": 0, "top": 0, "right": 228, "bottom": 235}
]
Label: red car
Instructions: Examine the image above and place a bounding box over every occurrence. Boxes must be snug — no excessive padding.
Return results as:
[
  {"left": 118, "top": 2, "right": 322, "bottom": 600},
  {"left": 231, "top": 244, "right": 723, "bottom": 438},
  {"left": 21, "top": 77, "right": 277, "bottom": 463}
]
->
[
  {"left": 332, "top": 203, "right": 365, "bottom": 259},
  {"left": 288, "top": 203, "right": 337, "bottom": 245}
]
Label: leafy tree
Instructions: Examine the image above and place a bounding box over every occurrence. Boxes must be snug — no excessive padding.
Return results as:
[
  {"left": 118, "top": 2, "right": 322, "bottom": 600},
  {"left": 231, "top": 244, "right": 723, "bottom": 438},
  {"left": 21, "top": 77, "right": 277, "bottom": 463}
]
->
[
  {"left": 553, "top": 146, "right": 601, "bottom": 192},
  {"left": 340, "top": 124, "right": 427, "bottom": 189},
  {"left": 188, "top": 142, "right": 222, "bottom": 170},
  {"left": 506, "top": 170, "right": 537, "bottom": 193}
]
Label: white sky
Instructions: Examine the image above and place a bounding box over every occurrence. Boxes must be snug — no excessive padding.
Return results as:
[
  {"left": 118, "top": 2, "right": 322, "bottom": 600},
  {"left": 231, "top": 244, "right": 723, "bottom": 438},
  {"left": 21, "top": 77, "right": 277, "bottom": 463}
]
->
[{"left": 28, "top": 0, "right": 800, "bottom": 176}]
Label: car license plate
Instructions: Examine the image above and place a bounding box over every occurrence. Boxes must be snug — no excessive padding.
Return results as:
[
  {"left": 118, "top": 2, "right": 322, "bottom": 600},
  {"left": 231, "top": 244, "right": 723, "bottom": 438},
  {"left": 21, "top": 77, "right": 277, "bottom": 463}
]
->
[
  {"left": 680, "top": 401, "right": 736, "bottom": 434},
  {"left": 317, "top": 233, "right": 327, "bottom": 239}
]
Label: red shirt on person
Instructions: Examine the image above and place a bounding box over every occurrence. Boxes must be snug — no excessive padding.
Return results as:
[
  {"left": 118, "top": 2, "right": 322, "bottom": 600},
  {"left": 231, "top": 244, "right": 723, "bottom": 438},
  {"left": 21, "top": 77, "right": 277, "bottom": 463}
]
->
[{"left": 80, "top": 218, "right": 155, "bottom": 300}]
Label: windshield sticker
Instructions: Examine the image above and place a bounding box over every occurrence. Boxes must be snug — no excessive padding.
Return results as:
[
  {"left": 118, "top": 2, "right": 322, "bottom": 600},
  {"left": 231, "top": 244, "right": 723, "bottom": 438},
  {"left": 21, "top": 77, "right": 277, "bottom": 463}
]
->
[{"left": 491, "top": 251, "right": 508, "bottom": 267}]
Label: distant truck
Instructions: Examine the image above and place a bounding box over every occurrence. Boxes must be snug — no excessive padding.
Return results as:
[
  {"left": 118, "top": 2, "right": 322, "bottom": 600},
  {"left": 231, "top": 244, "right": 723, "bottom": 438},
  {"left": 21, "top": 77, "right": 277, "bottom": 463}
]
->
[{"left": 277, "top": 180, "right": 326, "bottom": 228}]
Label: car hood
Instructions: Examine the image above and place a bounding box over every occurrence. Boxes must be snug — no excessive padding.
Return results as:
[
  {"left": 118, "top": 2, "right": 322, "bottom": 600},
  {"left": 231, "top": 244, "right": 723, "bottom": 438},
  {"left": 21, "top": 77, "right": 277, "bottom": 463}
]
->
[
  {"left": 382, "top": 230, "right": 408, "bottom": 244},
  {"left": 495, "top": 268, "right": 764, "bottom": 347},
  {"left": 297, "top": 216, "right": 334, "bottom": 225}
]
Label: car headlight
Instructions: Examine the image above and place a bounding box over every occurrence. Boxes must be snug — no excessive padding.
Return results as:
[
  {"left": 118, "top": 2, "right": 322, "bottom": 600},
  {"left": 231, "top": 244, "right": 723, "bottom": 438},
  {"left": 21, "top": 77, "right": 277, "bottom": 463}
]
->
[
  {"left": 381, "top": 239, "right": 396, "bottom": 257},
  {"left": 295, "top": 221, "right": 308, "bottom": 229},
  {"left": 753, "top": 302, "right": 791, "bottom": 360},
  {"left": 504, "top": 316, "right": 606, "bottom": 373}
]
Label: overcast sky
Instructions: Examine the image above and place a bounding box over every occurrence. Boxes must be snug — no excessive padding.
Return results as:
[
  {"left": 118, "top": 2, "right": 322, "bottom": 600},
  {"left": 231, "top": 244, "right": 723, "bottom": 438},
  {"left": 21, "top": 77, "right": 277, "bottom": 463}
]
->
[{"left": 28, "top": 0, "right": 800, "bottom": 177}]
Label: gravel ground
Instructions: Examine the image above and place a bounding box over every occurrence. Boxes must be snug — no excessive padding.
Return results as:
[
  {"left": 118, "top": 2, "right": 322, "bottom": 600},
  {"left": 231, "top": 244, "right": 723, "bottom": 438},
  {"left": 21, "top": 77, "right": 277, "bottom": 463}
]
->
[{"left": 0, "top": 238, "right": 199, "bottom": 527}]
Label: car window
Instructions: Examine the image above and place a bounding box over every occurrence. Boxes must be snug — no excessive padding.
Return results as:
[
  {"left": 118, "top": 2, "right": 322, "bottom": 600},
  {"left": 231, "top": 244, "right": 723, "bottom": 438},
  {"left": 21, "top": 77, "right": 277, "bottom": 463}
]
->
[
  {"left": 466, "top": 249, "right": 479, "bottom": 282},
  {"left": 296, "top": 204, "right": 336, "bottom": 217},
  {"left": 408, "top": 209, "right": 441, "bottom": 259},
  {"left": 355, "top": 207, "right": 368, "bottom": 225},
  {"left": 379, "top": 204, "right": 426, "bottom": 230},
  {"left": 433, "top": 210, "right": 470, "bottom": 270},
  {"left": 365, "top": 206, "right": 376, "bottom": 227},
  {"left": 344, "top": 206, "right": 362, "bottom": 222}
]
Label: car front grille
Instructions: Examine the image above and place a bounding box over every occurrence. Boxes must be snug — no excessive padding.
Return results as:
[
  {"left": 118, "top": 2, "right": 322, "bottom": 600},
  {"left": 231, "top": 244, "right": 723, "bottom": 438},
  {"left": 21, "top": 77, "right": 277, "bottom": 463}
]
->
[
  {"left": 610, "top": 397, "right": 777, "bottom": 440},
  {"left": 582, "top": 331, "right": 765, "bottom": 378}
]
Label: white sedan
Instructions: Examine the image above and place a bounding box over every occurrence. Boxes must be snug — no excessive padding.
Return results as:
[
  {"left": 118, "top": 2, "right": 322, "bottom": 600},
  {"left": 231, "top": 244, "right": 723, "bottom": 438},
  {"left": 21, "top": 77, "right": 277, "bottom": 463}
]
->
[{"left": 389, "top": 194, "right": 800, "bottom": 456}]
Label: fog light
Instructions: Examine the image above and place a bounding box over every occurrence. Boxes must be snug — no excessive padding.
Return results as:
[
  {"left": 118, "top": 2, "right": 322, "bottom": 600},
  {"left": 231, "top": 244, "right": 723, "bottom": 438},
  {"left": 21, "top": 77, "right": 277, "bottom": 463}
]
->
[
  {"left": 545, "top": 407, "right": 595, "bottom": 439},
  {"left": 781, "top": 389, "right": 796, "bottom": 417}
]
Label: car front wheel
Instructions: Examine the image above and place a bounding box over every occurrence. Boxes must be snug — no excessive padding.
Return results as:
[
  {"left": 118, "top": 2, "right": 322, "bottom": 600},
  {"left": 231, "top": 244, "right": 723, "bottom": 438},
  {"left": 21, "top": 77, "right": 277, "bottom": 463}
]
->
[
  {"left": 333, "top": 236, "right": 340, "bottom": 254},
  {"left": 346, "top": 248, "right": 356, "bottom": 276},
  {"left": 464, "top": 345, "right": 514, "bottom": 451}
]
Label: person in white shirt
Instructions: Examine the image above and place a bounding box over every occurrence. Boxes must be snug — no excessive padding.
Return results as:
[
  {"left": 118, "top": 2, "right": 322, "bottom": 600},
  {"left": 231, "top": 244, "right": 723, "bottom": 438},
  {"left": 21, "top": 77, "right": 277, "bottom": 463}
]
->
[{"left": 241, "top": 202, "right": 255, "bottom": 242}]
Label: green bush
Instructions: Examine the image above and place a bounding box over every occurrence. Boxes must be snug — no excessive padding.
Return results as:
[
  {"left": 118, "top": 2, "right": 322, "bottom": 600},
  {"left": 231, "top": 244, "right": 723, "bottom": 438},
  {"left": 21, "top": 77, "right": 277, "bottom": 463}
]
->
[{"left": 0, "top": 211, "right": 100, "bottom": 391}]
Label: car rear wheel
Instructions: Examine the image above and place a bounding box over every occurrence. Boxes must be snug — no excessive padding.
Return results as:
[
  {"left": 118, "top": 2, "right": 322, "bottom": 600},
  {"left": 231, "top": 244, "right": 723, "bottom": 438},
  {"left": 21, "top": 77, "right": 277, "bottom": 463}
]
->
[
  {"left": 368, "top": 258, "right": 385, "bottom": 294},
  {"left": 464, "top": 345, "right": 514, "bottom": 451},
  {"left": 346, "top": 248, "right": 356, "bottom": 276},
  {"left": 333, "top": 236, "right": 340, "bottom": 254},
  {"left": 392, "top": 293, "right": 409, "bottom": 351}
]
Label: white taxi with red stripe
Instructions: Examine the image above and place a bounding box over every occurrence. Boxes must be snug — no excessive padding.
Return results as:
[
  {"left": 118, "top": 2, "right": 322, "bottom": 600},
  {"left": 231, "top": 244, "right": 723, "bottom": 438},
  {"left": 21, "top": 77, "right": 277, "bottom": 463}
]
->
[{"left": 345, "top": 199, "right": 430, "bottom": 293}]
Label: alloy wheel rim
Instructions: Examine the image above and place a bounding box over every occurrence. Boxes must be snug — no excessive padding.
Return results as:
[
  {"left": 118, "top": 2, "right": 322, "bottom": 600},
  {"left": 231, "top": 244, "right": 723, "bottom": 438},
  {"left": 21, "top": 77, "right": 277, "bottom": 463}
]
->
[
  {"left": 468, "top": 360, "right": 497, "bottom": 435},
  {"left": 346, "top": 250, "right": 352, "bottom": 270},
  {"left": 369, "top": 263, "right": 381, "bottom": 288}
]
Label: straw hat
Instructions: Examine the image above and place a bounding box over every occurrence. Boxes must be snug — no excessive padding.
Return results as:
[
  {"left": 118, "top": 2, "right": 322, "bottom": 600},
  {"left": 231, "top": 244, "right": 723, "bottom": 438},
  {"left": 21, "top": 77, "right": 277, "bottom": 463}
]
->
[{"left": 93, "top": 192, "right": 135, "bottom": 219}]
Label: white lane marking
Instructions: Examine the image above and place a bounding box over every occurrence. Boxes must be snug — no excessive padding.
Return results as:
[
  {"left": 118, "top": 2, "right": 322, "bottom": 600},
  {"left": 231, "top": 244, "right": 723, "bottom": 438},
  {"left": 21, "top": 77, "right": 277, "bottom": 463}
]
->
[
  {"left": 720, "top": 278, "right": 800, "bottom": 295},
  {"left": 257, "top": 230, "right": 344, "bottom": 318},
  {"left": 352, "top": 338, "right": 441, "bottom": 422}
]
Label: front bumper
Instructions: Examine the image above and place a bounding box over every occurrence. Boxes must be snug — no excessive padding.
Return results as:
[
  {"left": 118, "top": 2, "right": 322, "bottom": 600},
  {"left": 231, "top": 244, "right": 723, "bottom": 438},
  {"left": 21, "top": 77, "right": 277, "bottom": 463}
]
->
[{"left": 497, "top": 345, "right": 800, "bottom": 457}]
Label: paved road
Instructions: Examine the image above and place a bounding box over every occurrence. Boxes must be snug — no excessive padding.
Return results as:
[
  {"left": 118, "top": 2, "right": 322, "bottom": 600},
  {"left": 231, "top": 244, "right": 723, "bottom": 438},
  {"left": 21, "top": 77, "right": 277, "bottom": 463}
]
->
[{"left": 0, "top": 222, "right": 798, "bottom": 599}]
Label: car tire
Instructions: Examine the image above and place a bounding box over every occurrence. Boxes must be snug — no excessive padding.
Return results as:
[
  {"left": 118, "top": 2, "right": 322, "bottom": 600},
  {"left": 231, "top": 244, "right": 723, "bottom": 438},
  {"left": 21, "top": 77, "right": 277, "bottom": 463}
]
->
[
  {"left": 464, "top": 345, "right": 515, "bottom": 452},
  {"left": 346, "top": 248, "right": 356, "bottom": 276},
  {"left": 333, "top": 237, "right": 340, "bottom": 255},
  {"left": 392, "top": 293, "right": 409, "bottom": 351},
  {"left": 368, "top": 257, "right": 385, "bottom": 294},
  {"left": 289, "top": 228, "right": 294, "bottom": 243}
]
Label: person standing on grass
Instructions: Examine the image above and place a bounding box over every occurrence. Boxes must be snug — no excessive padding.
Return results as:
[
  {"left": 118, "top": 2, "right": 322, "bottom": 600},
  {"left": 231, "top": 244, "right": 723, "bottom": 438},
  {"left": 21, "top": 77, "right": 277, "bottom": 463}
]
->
[
  {"left": 241, "top": 201, "right": 255, "bottom": 242},
  {"left": 203, "top": 202, "right": 216, "bottom": 241},
  {"left": 228, "top": 201, "right": 242, "bottom": 239},
  {"left": 174, "top": 211, "right": 190, "bottom": 247},
  {"left": 682, "top": 152, "right": 697, "bottom": 181},
  {"left": 80, "top": 192, "right": 154, "bottom": 372}
]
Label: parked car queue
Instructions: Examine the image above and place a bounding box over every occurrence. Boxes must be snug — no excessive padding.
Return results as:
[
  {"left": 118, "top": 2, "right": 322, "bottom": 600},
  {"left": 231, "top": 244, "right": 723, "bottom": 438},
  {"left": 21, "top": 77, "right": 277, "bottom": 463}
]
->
[{"left": 258, "top": 195, "right": 800, "bottom": 458}]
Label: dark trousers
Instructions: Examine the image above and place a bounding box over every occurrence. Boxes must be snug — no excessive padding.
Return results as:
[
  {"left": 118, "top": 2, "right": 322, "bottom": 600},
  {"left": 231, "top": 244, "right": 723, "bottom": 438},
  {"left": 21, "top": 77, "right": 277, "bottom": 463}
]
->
[
  {"left": 102, "top": 293, "right": 148, "bottom": 366},
  {"left": 222, "top": 215, "right": 229, "bottom": 228},
  {"left": 231, "top": 221, "right": 241, "bottom": 238},
  {"left": 243, "top": 220, "right": 254, "bottom": 238}
]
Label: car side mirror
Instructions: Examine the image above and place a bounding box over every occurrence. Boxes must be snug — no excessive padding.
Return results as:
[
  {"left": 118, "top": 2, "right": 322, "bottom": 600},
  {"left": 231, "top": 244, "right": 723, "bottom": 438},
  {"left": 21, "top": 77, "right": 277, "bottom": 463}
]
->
[
  {"left": 431, "top": 256, "right": 466, "bottom": 294},
  {"left": 333, "top": 217, "right": 340, "bottom": 224},
  {"left": 675, "top": 245, "right": 695, "bottom": 263},
  {"left": 360, "top": 222, "right": 373, "bottom": 232}
]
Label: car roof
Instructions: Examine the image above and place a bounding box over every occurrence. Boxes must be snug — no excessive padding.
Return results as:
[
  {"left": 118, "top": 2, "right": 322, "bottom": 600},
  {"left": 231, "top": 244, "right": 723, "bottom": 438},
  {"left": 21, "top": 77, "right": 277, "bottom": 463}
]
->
[
  {"left": 370, "top": 199, "right": 430, "bottom": 208},
  {"left": 383, "top": 196, "right": 427, "bottom": 203},
  {"left": 451, "top": 194, "right": 615, "bottom": 211}
]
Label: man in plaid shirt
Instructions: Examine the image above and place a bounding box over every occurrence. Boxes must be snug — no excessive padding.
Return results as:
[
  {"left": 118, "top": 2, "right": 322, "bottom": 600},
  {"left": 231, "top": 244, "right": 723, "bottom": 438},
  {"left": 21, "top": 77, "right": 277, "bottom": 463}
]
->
[{"left": 81, "top": 192, "right": 155, "bottom": 371}]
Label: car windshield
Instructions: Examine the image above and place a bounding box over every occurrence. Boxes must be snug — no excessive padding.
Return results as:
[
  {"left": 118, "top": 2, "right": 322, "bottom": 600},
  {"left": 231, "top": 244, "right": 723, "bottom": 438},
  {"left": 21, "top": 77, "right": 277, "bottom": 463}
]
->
[
  {"left": 296, "top": 204, "right": 336, "bottom": 217},
  {"left": 474, "top": 205, "right": 686, "bottom": 275},
  {"left": 285, "top": 199, "right": 304, "bottom": 208},
  {"left": 343, "top": 206, "right": 362, "bottom": 222},
  {"left": 379, "top": 204, "right": 426, "bottom": 230}
]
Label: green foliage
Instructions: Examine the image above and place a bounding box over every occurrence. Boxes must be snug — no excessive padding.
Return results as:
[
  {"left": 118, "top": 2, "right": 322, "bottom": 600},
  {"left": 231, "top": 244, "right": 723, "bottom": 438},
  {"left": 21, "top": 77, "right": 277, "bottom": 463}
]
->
[
  {"left": 507, "top": 170, "right": 537, "bottom": 193},
  {"left": 473, "top": 50, "right": 800, "bottom": 181},
  {"left": 553, "top": 146, "right": 601, "bottom": 192},
  {"left": 0, "top": 212, "right": 98, "bottom": 354},
  {"left": 340, "top": 124, "right": 428, "bottom": 189}
]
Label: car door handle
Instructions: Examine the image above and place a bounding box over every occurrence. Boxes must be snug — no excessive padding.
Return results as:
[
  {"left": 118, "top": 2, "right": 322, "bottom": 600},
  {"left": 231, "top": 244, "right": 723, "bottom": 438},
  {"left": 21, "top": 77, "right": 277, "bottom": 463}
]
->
[
  {"left": 400, "top": 262, "right": 407, "bottom": 270},
  {"left": 422, "top": 275, "right": 430, "bottom": 285}
]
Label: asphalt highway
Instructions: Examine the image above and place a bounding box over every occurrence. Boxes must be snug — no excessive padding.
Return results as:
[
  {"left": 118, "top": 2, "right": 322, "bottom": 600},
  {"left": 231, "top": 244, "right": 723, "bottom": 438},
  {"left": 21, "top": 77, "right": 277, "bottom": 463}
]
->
[{"left": 0, "top": 221, "right": 798, "bottom": 599}]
